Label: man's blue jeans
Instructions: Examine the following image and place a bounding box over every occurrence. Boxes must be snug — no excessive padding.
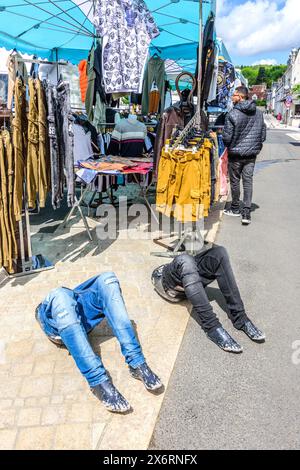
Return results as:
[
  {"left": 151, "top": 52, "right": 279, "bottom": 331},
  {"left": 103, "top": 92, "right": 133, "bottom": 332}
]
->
[{"left": 37, "top": 272, "right": 145, "bottom": 387}]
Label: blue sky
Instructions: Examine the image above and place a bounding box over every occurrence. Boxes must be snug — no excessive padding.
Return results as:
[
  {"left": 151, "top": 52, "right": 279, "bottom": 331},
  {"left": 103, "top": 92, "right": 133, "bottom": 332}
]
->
[{"left": 216, "top": 0, "right": 299, "bottom": 65}]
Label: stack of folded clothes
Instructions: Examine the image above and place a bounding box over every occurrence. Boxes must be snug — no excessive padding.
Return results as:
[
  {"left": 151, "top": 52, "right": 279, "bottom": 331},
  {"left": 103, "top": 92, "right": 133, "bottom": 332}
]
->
[{"left": 79, "top": 160, "right": 153, "bottom": 175}]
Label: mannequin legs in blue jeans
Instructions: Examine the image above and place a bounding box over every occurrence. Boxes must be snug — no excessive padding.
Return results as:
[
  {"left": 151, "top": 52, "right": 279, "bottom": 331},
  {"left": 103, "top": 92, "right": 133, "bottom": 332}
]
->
[{"left": 36, "top": 272, "right": 162, "bottom": 412}]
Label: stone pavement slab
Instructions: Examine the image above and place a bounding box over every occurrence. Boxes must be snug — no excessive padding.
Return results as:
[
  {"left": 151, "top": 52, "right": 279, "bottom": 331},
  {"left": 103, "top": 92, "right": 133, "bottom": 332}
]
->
[{"left": 0, "top": 195, "right": 225, "bottom": 450}]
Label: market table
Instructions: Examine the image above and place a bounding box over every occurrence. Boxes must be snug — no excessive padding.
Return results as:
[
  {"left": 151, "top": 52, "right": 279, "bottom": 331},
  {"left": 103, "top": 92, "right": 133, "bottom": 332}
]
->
[{"left": 59, "top": 160, "right": 157, "bottom": 241}]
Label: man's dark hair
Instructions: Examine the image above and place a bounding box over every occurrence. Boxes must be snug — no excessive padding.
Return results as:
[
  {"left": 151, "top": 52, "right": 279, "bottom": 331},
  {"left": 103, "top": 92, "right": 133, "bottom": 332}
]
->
[{"left": 236, "top": 86, "right": 249, "bottom": 99}]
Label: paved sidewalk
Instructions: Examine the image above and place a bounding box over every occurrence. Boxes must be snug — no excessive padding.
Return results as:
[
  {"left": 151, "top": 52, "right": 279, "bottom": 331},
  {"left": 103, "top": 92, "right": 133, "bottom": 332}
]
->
[
  {"left": 0, "top": 193, "right": 225, "bottom": 450},
  {"left": 265, "top": 114, "right": 300, "bottom": 132}
]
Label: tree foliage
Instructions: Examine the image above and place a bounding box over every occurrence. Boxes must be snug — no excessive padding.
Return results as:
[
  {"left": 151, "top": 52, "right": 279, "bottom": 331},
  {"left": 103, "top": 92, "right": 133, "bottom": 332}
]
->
[
  {"left": 292, "top": 84, "right": 300, "bottom": 97},
  {"left": 255, "top": 99, "right": 267, "bottom": 107},
  {"left": 239, "top": 65, "right": 287, "bottom": 88},
  {"left": 256, "top": 67, "right": 267, "bottom": 84}
]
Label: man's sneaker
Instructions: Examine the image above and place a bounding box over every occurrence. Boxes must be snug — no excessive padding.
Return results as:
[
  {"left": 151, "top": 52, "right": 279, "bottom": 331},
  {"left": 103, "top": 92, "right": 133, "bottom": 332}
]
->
[
  {"left": 91, "top": 380, "right": 131, "bottom": 413},
  {"left": 239, "top": 319, "right": 266, "bottom": 343},
  {"left": 129, "top": 363, "right": 163, "bottom": 391},
  {"left": 223, "top": 208, "right": 241, "bottom": 217},
  {"left": 207, "top": 327, "right": 243, "bottom": 353},
  {"left": 241, "top": 209, "right": 251, "bottom": 225}
]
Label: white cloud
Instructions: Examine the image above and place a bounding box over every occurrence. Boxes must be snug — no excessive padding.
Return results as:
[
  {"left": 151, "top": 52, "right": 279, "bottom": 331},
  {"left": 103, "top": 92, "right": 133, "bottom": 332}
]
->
[
  {"left": 252, "top": 59, "right": 278, "bottom": 65},
  {"left": 216, "top": 0, "right": 300, "bottom": 57},
  {"left": 0, "top": 48, "right": 33, "bottom": 73},
  {"left": 0, "top": 48, "right": 9, "bottom": 73}
]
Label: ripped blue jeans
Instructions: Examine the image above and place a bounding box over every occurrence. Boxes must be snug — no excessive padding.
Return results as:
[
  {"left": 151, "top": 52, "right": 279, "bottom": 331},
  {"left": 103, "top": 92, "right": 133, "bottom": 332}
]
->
[{"left": 36, "top": 273, "right": 145, "bottom": 387}]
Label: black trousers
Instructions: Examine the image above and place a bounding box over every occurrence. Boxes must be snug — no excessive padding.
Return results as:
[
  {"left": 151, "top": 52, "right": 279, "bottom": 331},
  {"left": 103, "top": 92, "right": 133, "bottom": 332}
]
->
[
  {"left": 228, "top": 156, "right": 256, "bottom": 211},
  {"left": 162, "top": 246, "right": 248, "bottom": 333}
]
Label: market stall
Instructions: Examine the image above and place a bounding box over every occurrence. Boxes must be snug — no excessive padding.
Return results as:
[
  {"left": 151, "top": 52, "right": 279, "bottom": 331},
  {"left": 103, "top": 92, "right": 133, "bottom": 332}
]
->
[{"left": 0, "top": 0, "right": 234, "bottom": 274}]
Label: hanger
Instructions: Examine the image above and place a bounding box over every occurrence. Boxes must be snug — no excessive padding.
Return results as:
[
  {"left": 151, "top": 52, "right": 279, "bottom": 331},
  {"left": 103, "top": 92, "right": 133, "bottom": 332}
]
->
[
  {"left": 152, "top": 53, "right": 160, "bottom": 58},
  {"left": 175, "top": 72, "right": 196, "bottom": 112},
  {"left": 30, "top": 55, "right": 39, "bottom": 79},
  {"left": 56, "top": 73, "right": 64, "bottom": 87},
  {"left": 16, "top": 70, "right": 24, "bottom": 85}
]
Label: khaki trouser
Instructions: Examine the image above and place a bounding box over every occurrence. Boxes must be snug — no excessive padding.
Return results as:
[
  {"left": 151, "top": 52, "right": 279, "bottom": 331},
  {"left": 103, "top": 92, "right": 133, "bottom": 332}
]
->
[
  {"left": 199, "top": 141, "right": 212, "bottom": 217},
  {"left": 156, "top": 139, "right": 213, "bottom": 222},
  {"left": 1, "top": 130, "right": 18, "bottom": 268},
  {"left": 0, "top": 136, "right": 9, "bottom": 269},
  {"left": 6, "top": 52, "right": 28, "bottom": 110},
  {"left": 172, "top": 150, "right": 204, "bottom": 222},
  {"left": 156, "top": 146, "right": 174, "bottom": 215},
  {"left": 12, "top": 78, "right": 27, "bottom": 222},
  {"left": 27, "top": 78, "right": 39, "bottom": 209},
  {"left": 0, "top": 130, "right": 19, "bottom": 272},
  {"left": 36, "top": 79, "right": 50, "bottom": 207}
]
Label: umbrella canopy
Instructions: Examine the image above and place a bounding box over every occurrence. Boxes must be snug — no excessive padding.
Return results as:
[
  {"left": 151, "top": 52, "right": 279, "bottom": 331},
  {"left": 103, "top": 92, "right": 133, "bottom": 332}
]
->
[
  {"left": 0, "top": 0, "right": 95, "bottom": 62},
  {"left": 0, "top": 0, "right": 216, "bottom": 63}
]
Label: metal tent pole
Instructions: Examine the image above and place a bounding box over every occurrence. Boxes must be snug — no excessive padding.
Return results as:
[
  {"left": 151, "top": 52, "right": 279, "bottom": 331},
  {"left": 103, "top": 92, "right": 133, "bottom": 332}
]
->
[{"left": 196, "top": 0, "right": 203, "bottom": 126}]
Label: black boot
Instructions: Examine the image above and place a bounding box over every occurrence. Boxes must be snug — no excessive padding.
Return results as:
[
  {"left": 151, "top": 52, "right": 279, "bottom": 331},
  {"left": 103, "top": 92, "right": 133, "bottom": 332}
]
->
[
  {"left": 207, "top": 327, "right": 243, "bottom": 353},
  {"left": 91, "top": 380, "right": 131, "bottom": 413},
  {"left": 238, "top": 319, "right": 266, "bottom": 343},
  {"left": 129, "top": 363, "right": 163, "bottom": 391}
]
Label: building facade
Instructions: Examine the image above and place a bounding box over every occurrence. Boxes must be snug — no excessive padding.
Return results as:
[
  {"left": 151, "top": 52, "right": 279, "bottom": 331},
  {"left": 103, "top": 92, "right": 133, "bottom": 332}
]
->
[
  {"left": 249, "top": 84, "right": 267, "bottom": 101},
  {"left": 268, "top": 48, "right": 300, "bottom": 127}
]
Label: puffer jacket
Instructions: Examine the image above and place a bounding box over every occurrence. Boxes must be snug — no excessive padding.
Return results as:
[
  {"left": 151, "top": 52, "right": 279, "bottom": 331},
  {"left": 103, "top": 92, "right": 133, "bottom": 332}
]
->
[{"left": 222, "top": 100, "right": 266, "bottom": 157}]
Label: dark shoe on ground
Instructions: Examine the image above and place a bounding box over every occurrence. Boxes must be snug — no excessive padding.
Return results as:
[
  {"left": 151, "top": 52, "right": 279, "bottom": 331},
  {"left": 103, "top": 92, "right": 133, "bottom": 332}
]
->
[
  {"left": 129, "top": 362, "right": 163, "bottom": 391},
  {"left": 239, "top": 319, "right": 266, "bottom": 343},
  {"left": 241, "top": 209, "right": 251, "bottom": 225},
  {"left": 207, "top": 327, "right": 243, "bottom": 353},
  {"left": 91, "top": 380, "right": 131, "bottom": 413},
  {"left": 151, "top": 265, "right": 182, "bottom": 303},
  {"left": 223, "top": 208, "right": 241, "bottom": 217}
]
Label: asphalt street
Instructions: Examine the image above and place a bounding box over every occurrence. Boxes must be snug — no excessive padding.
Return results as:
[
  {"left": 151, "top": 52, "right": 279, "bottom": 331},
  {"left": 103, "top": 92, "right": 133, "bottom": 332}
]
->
[{"left": 150, "top": 129, "right": 300, "bottom": 450}]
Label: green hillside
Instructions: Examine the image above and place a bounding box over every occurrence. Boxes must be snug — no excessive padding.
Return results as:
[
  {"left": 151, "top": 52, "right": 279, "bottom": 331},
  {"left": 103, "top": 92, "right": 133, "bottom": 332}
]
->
[{"left": 238, "top": 65, "right": 287, "bottom": 88}]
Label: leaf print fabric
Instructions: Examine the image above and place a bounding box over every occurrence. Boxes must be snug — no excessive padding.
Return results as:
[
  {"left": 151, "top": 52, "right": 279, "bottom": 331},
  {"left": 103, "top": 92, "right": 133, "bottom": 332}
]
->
[{"left": 94, "top": 0, "right": 160, "bottom": 94}]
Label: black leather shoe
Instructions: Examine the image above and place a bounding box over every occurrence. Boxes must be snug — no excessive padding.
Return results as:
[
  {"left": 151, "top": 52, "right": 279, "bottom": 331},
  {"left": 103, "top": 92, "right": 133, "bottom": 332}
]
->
[
  {"left": 151, "top": 266, "right": 183, "bottom": 303},
  {"left": 91, "top": 380, "right": 131, "bottom": 413},
  {"left": 207, "top": 327, "right": 243, "bottom": 353},
  {"left": 239, "top": 319, "right": 266, "bottom": 343},
  {"left": 129, "top": 363, "right": 163, "bottom": 391}
]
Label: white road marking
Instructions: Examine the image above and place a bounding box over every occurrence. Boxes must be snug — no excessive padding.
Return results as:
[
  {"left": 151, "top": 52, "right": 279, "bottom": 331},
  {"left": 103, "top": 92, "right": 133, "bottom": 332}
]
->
[{"left": 286, "top": 133, "right": 300, "bottom": 141}]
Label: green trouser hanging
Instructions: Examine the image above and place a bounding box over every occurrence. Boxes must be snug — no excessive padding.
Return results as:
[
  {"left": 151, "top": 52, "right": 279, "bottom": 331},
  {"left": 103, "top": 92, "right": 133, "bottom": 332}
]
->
[{"left": 142, "top": 56, "right": 166, "bottom": 115}]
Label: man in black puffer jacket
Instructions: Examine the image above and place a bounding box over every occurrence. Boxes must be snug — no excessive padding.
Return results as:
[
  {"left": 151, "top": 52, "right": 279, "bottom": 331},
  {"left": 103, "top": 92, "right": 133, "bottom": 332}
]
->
[{"left": 223, "top": 86, "right": 266, "bottom": 225}]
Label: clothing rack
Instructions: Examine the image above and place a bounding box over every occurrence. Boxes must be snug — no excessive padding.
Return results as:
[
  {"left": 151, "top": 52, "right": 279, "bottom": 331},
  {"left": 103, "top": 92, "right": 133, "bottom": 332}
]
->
[
  {"left": 13, "top": 54, "right": 70, "bottom": 83},
  {"left": 152, "top": 0, "right": 206, "bottom": 258},
  {"left": 14, "top": 58, "right": 68, "bottom": 66},
  {"left": 6, "top": 74, "right": 55, "bottom": 277}
]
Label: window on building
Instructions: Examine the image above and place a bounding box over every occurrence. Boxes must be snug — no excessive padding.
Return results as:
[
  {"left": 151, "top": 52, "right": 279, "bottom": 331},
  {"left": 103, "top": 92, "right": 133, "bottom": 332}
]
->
[{"left": 295, "top": 105, "right": 300, "bottom": 116}]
